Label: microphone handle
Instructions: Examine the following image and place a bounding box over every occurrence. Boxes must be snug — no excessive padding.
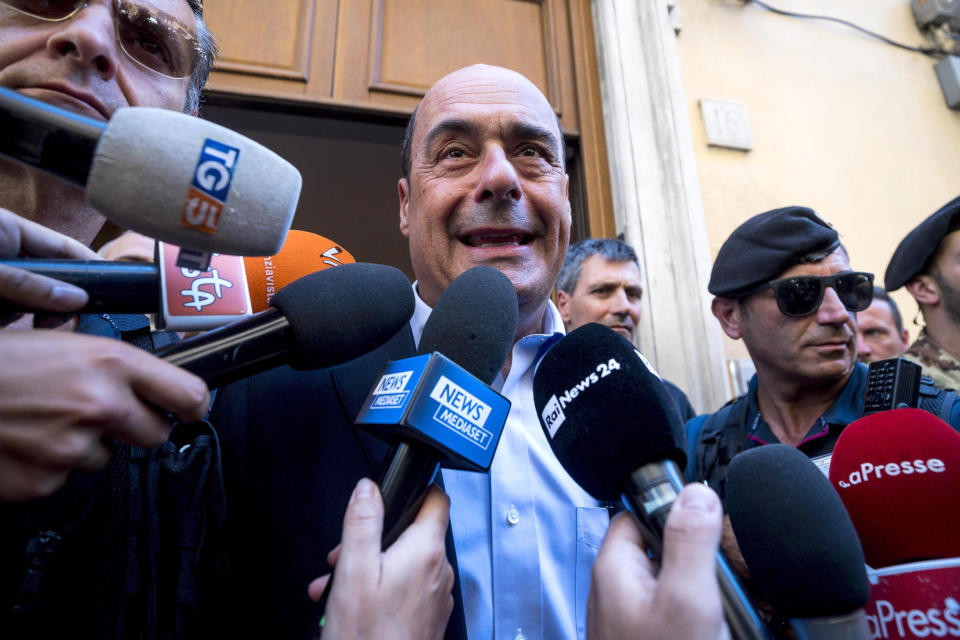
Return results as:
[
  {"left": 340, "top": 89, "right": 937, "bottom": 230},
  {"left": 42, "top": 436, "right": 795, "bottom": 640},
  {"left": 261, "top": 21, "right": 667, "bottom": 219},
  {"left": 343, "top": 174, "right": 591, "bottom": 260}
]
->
[
  {"left": 312, "top": 442, "right": 440, "bottom": 639},
  {"left": 0, "top": 86, "right": 102, "bottom": 187},
  {"left": 623, "top": 460, "right": 772, "bottom": 640},
  {"left": 153, "top": 307, "right": 291, "bottom": 388},
  {"left": 790, "top": 610, "right": 870, "bottom": 640},
  {"left": 0, "top": 259, "right": 159, "bottom": 313},
  {"left": 377, "top": 441, "right": 441, "bottom": 548}
]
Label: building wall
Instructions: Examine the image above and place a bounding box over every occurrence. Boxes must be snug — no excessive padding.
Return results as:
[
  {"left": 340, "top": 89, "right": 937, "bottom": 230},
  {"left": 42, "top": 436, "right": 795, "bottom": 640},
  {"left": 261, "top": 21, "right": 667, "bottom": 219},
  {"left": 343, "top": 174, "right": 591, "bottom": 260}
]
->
[{"left": 675, "top": 0, "right": 960, "bottom": 361}]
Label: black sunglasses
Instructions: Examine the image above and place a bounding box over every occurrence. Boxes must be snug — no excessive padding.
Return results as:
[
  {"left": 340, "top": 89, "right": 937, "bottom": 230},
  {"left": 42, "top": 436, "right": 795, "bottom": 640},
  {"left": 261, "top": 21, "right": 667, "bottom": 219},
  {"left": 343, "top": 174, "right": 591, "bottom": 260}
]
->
[
  {"left": 741, "top": 272, "right": 875, "bottom": 317},
  {"left": 0, "top": 0, "right": 204, "bottom": 79}
]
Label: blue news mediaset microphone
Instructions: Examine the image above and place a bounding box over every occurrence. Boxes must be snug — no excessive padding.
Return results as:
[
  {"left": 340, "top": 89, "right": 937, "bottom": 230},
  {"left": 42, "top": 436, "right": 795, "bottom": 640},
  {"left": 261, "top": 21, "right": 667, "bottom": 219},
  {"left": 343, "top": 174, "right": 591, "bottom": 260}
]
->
[
  {"left": 533, "top": 323, "right": 772, "bottom": 640},
  {"left": 355, "top": 265, "right": 519, "bottom": 547},
  {"left": 312, "top": 266, "right": 518, "bottom": 637}
]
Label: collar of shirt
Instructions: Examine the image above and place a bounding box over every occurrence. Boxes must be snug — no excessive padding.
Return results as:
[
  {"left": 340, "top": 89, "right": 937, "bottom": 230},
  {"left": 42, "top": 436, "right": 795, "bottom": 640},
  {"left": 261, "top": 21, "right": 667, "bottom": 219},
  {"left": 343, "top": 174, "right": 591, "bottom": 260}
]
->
[{"left": 743, "top": 363, "right": 867, "bottom": 447}]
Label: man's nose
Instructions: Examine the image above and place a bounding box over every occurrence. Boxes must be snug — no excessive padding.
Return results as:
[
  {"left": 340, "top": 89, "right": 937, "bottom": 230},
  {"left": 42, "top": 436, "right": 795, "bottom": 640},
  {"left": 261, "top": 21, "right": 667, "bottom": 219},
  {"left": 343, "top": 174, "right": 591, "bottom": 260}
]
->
[
  {"left": 47, "top": 4, "right": 120, "bottom": 81},
  {"left": 474, "top": 145, "right": 521, "bottom": 204},
  {"left": 817, "top": 286, "right": 851, "bottom": 325}
]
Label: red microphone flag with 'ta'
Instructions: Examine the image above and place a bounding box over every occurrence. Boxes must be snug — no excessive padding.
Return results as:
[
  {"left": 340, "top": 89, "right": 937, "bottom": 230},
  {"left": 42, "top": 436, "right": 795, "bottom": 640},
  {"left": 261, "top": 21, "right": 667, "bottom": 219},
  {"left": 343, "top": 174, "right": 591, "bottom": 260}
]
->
[
  {"left": 243, "top": 230, "right": 355, "bottom": 312},
  {"left": 829, "top": 408, "right": 960, "bottom": 567}
]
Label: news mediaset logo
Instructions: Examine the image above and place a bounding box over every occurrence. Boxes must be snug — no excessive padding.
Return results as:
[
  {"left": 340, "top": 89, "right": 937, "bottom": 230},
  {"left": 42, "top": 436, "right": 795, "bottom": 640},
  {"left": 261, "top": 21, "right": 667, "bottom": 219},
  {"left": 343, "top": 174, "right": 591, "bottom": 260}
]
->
[
  {"left": 428, "top": 375, "right": 494, "bottom": 449},
  {"left": 541, "top": 357, "right": 622, "bottom": 438},
  {"left": 836, "top": 457, "right": 947, "bottom": 489},
  {"left": 181, "top": 139, "right": 240, "bottom": 234},
  {"left": 369, "top": 371, "right": 414, "bottom": 409}
]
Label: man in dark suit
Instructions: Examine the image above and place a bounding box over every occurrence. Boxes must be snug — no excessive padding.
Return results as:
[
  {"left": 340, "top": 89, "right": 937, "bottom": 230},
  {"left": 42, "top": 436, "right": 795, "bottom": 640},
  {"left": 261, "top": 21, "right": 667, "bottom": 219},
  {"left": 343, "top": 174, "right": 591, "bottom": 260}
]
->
[{"left": 212, "top": 63, "right": 604, "bottom": 640}]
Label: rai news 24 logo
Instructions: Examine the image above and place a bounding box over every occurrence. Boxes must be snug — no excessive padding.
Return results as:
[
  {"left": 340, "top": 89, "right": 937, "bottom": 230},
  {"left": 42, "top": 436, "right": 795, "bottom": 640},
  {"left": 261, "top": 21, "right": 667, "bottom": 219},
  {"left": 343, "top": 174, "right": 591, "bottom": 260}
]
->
[{"left": 181, "top": 139, "right": 240, "bottom": 234}]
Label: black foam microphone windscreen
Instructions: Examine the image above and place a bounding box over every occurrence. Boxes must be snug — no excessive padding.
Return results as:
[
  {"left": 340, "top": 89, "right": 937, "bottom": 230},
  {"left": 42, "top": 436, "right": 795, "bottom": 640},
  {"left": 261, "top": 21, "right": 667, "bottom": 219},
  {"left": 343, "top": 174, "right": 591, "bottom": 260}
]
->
[
  {"left": 534, "top": 323, "right": 770, "bottom": 640},
  {"left": 533, "top": 323, "right": 685, "bottom": 500},
  {"left": 417, "top": 265, "right": 518, "bottom": 378},
  {"left": 727, "top": 445, "right": 870, "bottom": 638},
  {"left": 156, "top": 263, "right": 413, "bottom": 387},
  {"left": 377, "top": 265, "right": 518, "bottom": 546}
]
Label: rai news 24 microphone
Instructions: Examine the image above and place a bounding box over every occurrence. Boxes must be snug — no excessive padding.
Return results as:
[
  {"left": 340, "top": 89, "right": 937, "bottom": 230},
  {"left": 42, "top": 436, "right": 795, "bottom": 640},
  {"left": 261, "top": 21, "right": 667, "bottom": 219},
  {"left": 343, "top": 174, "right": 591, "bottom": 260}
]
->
[
  {"left": 152, "top": 263, "right": 413, "bottom": 388},
  {"left": 354, "top": 265, "right": 518, "bottom": 547},
  {"left": 0, "top": 230, "right": 355, "bottom": 331},
  {"left": 727, "top": 445, "right": 871, "bottom": 640},
  {"left": 828, "top": 408, "right": 960, "bottom": 567},
  {"left": 0, "top": 87, "right": 300, "bottom": 257},
  {"left": 532, "top": 323, "right": 772, "bottom": 640}
]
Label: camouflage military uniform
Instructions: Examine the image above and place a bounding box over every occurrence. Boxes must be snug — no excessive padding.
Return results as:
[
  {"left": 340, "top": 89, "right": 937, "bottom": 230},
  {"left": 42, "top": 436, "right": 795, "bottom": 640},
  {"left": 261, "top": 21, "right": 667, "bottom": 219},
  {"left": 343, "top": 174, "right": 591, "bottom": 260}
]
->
[{"left": 905, "top": 330, "right": 960, "bottom": 391}]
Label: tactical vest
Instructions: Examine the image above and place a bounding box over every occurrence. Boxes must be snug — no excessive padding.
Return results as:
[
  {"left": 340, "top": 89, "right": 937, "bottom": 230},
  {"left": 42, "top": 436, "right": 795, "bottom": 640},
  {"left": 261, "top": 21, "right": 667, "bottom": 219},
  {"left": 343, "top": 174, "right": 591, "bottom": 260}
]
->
[{"left": 690, "top": 376, "right": 958, "bottom": 505}]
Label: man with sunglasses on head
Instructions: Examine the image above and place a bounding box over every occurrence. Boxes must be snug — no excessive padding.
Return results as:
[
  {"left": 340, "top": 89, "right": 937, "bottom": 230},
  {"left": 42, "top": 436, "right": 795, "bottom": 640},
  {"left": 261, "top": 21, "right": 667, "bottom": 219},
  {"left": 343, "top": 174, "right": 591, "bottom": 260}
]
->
[
  {"left": 685, "top": 206, "right": 960, "bottom": 499},
  {"left": 0, "top": 1, "right": 223, "bottom": 637}
]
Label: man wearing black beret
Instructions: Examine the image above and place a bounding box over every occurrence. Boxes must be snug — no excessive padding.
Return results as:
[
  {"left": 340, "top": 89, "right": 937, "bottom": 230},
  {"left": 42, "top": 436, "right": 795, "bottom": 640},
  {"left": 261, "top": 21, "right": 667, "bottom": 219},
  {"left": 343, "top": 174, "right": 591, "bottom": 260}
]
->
[
  {"left": 685, "top": 206, "right": 960, "bottom": 585},
  {"left": 685, "top": 206, "right": 878, "bottom": 500},
  {"left": 885, "top": 195, "right": 960, "bottom": 390},
  {"left": 686, "top": 205, "right": 960, "bottom": 498}
]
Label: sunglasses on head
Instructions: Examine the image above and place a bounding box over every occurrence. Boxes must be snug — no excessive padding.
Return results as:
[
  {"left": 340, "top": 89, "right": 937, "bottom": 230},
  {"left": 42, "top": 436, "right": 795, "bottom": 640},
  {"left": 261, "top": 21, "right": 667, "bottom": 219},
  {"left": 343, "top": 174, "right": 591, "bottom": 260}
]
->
[
  {"left": 1, "top": 0, "right": 204, "bottom": 79},
  {"left": 742, "top": 271, "right": 875, "bottom": 317}
]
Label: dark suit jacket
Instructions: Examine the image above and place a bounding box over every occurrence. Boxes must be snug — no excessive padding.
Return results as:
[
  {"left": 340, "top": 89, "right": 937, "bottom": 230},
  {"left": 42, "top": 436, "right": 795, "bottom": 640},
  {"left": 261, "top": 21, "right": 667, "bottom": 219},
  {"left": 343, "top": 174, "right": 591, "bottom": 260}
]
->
[{"left": 210, "top": 326, "right": 468, "bottom": 640}]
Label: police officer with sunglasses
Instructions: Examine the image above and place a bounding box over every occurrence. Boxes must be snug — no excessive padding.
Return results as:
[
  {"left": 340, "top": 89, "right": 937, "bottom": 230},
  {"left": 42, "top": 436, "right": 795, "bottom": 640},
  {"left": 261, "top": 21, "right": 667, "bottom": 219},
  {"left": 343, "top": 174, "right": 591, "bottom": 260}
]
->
[{"left": 683, "top": 206, "right": 960, "bottom": 603}]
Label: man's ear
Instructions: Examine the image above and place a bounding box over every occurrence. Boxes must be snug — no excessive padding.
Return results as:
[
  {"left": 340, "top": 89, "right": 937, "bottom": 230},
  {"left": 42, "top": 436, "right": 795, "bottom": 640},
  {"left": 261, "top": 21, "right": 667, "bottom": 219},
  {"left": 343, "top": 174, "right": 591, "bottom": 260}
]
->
[
  {"left": 398, "top": 178, "right": 410, "bottom": 238},
  {"left": 712, "top": 296, "right": 744, "bottom": 340},
  {"left": 556, "top": 289, "right": 571, "bottom": 324},
  {"left": 900, "top": 328, "right": 911, "bottom": 349},
  {"left": 905, "top": 274, "right": 939, "bottom": 307}
]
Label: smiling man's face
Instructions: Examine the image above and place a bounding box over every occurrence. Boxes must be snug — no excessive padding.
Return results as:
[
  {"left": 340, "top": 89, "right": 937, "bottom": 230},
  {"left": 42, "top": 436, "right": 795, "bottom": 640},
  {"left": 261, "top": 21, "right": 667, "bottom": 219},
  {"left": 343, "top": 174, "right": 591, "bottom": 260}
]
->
[{"left": 398, "top": 64, "right": 571, "bottom": 310}]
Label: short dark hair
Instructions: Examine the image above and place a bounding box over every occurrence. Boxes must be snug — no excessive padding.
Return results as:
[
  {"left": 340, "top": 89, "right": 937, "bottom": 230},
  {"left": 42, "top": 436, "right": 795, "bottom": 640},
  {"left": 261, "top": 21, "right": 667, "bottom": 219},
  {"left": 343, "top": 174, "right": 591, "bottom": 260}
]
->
[
  {"left": 556, "top": 238, "right": 639, "bottom": 294},
  {"left": 184, "top": 2, "right": 218, "bottom": 114},
  {"left": 870, "top": 286, "right": 904, "bottom": 332},
  {"left": 399, "top": 105, "right": 566, "bottom": 178}
]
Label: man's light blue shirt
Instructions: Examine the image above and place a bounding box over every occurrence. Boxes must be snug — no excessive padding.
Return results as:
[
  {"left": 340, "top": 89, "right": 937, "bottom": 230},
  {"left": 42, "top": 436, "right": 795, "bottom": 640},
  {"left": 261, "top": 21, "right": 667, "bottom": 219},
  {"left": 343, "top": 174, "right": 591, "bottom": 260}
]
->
[{"left": 409, "top": 284, "right": 610, "bottom": 640}]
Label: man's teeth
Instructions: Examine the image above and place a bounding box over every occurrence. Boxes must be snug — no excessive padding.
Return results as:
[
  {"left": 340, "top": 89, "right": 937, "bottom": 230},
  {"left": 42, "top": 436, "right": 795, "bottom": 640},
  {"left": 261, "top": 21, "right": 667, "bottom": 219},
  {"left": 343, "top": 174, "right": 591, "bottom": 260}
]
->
[{"left": 467, "top": 234, "right": 525, "bottom": 247}]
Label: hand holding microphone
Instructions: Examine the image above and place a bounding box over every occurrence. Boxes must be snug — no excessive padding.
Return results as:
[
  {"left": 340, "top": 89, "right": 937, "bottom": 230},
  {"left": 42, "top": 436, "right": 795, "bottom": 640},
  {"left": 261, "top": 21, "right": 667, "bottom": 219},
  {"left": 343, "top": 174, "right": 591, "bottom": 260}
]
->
[
  {"left": 0, "top": 330, "right": 209, "bottom": 502},
  {"left": 589, "top": 483, "right": 729, "bottom": 640},
  {"left": 0, "top": 207, "right": 98, "bottom": 326},
  {"left": 306, "top": 479, "right": 454, "bottom": 640},
  {"left": 533, "top": 323, "right": 771, "bottom": 640}
]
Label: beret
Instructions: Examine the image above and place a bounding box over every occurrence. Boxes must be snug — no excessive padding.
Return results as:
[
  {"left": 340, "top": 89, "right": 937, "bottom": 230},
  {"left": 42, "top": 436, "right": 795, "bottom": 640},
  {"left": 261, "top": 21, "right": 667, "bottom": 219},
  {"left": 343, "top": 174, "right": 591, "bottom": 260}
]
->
[
  {"left": 884, "top": 195, "right": 960, "bottom": 291},
  {"left": 709, "top": 206, "right": 839, "bottom": 298}
]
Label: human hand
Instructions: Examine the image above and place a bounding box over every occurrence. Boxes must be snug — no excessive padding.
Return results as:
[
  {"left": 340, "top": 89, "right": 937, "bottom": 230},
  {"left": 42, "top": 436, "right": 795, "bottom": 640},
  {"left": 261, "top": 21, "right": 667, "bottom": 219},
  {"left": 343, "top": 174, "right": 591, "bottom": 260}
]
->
[
  {"left": 0, "top": 207, "right": 99, "bottom": 326},
  {"left": 588, "top": 483, "right": 729, "bottom": 640},
  {"left": 308, "top": 480, "right": 454, "bottom": 640},
  {"left": 0, "top": 330, "right": 209, "bottom": 501}
]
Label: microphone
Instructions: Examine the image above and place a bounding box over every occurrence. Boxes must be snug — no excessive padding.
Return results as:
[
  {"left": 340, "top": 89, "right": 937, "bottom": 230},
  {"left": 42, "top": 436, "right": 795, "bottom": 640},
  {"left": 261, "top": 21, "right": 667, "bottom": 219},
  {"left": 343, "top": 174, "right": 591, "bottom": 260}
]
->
[
  {"left": 0, "top": 87, "right": 300, "bottom": 257},
  {"left": 727, "top": 445, "right": 871, "bottom": 640},
  {"left": 532, "top": 322, "right": 772, "bottom": 640},
  {"left": 355, "top": 265, "right": 518, "bottom": 547},
  {"left": 152, "top": 263, "right": 413, "bottom": 388},
  {"left": 828, "top": 408, "right": 960, "bottom": 567},
  {"left": 0, "top": 231, "right": 354, "bottom": 330}
]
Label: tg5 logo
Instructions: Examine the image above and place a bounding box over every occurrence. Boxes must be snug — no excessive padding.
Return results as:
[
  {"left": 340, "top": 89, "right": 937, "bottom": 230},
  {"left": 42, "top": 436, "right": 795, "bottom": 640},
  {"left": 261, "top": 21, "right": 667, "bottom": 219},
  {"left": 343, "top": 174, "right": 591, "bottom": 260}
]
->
[{"left": 181, "top": 139, "right": 241, "bottom": 234}]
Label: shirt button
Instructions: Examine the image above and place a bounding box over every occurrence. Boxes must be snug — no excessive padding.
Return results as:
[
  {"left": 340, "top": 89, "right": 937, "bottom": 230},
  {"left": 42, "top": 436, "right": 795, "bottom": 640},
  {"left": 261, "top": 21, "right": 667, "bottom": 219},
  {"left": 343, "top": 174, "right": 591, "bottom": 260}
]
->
[
  {"left": 506, "top": 505, "right": 520, "bottom": 526},
  {"left": 514, "top": 628, "right": 526, "bottom": 640}
]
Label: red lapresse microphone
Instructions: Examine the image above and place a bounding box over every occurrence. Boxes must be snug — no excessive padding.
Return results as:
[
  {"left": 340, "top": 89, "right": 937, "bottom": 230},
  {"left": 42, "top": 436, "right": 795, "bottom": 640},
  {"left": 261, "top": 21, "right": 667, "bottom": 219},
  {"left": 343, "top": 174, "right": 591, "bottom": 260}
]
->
[{"left": 829, "top": 408, "right": 960, "bottom": 567}]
